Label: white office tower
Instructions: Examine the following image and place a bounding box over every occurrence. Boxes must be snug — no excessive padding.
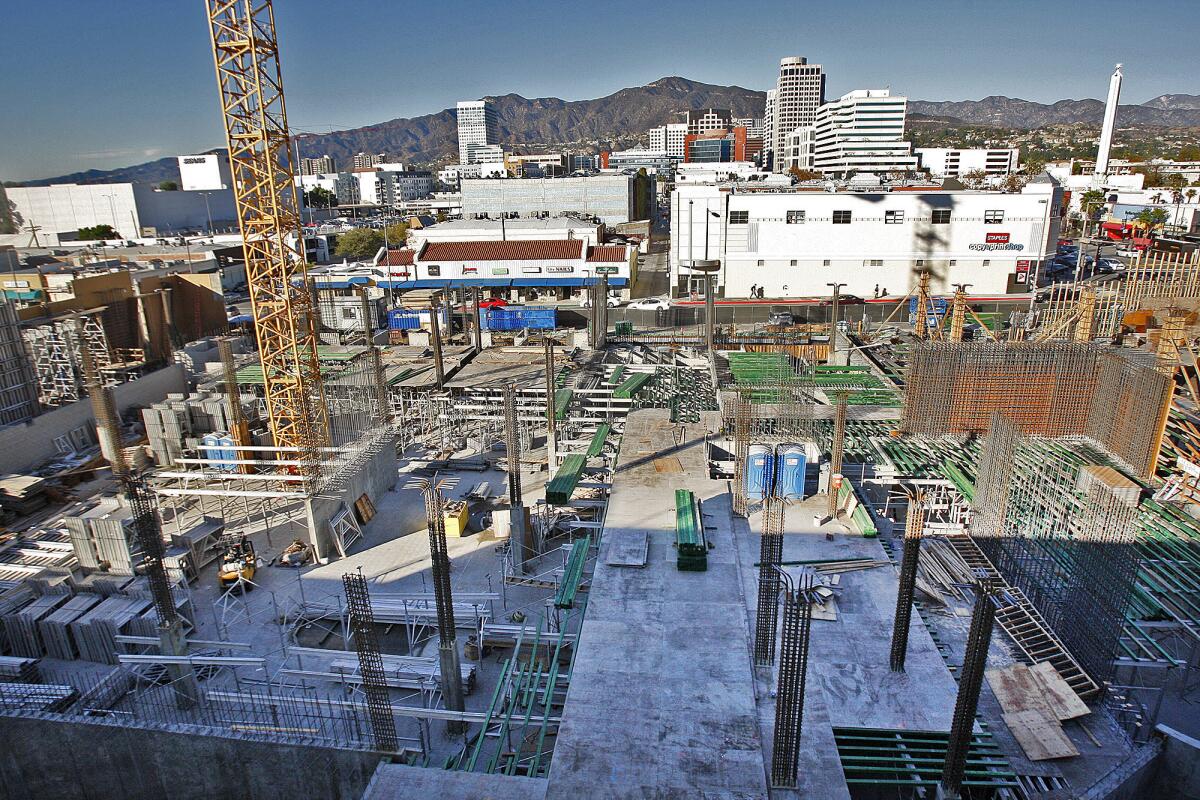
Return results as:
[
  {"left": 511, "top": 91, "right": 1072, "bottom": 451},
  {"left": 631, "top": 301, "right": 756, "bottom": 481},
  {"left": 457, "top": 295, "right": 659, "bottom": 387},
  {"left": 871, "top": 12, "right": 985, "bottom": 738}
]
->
[
  {"left": 457, "top": 100, "right": 500, "bottom": 164},
  {"left": 779, "top": 126, "right": 816, "bottom": 172},
  {"left": 648, "top": 123, "right": 688, "bottom": 159},
  {"left": 769, "top": 57, "right": 824, "bottom": 172},
  {"left": 813, "top": 89, "right": 918, "bottom": 176},
  {"left": 1093, "top": 64, "right": 1123, "bottom": 186},
  {"left": 764, "top": 89, "right": 776, "bottom": 166}
]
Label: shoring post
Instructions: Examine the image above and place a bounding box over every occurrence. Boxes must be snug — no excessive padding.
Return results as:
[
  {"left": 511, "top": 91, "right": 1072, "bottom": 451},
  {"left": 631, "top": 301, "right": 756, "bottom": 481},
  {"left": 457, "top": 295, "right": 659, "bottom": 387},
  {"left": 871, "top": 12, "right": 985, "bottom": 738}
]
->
[{"left": 429, "top": 294, "right": 445, "bottom": 389}]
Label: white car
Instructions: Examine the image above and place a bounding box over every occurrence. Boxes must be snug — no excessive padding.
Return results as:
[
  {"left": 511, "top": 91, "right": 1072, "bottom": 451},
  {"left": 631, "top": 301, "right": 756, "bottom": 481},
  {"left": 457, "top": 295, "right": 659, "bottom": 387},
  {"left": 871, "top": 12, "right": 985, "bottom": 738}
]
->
[
  {"left": 628, "top": 296, "right": 671, "bottom": 311},
  {"left": 579, "top": 294, "right": 621, "bottom": 308},
  {"left": 1115, "top": 246, "right": 1140, "bottom": 258}
]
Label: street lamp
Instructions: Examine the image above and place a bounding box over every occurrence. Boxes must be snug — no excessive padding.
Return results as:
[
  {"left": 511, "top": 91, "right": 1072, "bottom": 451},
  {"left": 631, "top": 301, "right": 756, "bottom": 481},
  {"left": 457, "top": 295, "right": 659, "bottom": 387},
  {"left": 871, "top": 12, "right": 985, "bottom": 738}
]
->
[
  {"left": 827, "top": 282, "right": 847, "bottom": 364},
  {"left": 199, "top": 191, "right": 214, "bottom": 236}
]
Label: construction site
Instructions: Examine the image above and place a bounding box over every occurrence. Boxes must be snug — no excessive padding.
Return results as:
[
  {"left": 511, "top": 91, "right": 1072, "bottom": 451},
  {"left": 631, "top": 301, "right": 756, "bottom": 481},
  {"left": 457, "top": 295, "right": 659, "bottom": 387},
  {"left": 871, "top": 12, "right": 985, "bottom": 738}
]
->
[{"left": 5, "top": 5, "right": 1200, "bottom": 800}]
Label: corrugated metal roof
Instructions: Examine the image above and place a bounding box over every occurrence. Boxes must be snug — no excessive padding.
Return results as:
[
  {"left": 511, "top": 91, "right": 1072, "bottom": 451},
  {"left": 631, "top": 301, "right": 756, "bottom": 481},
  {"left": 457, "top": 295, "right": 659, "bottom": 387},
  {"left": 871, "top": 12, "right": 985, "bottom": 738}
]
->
[{"left": 419, "top": 239, "right": 584, "bottom": 262}]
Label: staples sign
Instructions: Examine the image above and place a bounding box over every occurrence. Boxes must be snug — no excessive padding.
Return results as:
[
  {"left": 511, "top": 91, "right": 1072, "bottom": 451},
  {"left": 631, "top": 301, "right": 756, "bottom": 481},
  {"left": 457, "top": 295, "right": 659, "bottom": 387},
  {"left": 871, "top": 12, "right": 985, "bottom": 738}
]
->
[{"left": 985, "top": 232, "right": 1010, "bottom": 244}]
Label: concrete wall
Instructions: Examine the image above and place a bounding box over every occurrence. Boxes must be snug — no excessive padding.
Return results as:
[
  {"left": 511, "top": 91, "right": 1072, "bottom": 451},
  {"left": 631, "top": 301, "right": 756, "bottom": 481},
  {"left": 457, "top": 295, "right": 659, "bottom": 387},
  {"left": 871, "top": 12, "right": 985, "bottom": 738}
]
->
[
  {"left": 0, "top": 364, "right": 187, "bottom": 474},
  {"left": 1147, "top": 725, "right": 1200, "bottom": 799},
  {"left": 0, "top": 713, "right": 383, "bottom": 800},
  {"left": 306, "top": 441, "right": 398, "bottom": 562}
]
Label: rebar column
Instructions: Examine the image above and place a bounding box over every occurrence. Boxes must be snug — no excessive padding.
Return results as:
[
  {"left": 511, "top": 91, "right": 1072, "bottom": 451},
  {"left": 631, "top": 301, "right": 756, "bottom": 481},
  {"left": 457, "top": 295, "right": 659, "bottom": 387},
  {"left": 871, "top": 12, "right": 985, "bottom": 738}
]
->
[
  {"left": 940, "top": 574, "right": 1000, "bottom": 799},
  {"left": 76, "top": 318, "right": 127, "bottom": 477},
  {"left": 343, "top": 571, "right": 400, "bottom": 751},
  {"left": 890, "top": 494, "right": 925, "bottom": 671},
  {"left": 755, "top": 497, "right": 785, "bottom": 665},
  {"left": 125, "top": 475, "right": 198, "bottom": 708},
  {"left": 544, "top": 337, "right": 557, "bottom": 467},
  {"left": 503, "top": 384, "right": 529, "bottom": 574},
  {"left": 771, "top": 568, "right": 816, "bottom": 788},
  {"left": 422, "top": 483, "right": 466, "bottom": 732},
  {"left": 827, "top": 393, "right": 847, "bottom": 520},
  {"left": 428, "top": 295, "right": 445, "bottom": 389}
]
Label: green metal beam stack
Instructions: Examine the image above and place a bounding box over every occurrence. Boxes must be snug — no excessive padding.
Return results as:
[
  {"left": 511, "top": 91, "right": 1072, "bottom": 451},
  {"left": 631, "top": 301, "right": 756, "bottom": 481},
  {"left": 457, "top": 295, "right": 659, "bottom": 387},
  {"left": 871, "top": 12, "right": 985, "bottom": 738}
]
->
[
  {"left": 613, "top": 372, "right": 652, "bottom": 399},
  {"left": 586, "top": 424, "right": 611, "bottom": 457},
  {"left": 832, "top": 727, "right": 1018, "bottom": 790},
  {"left": 546, "top": 454, "right": 588, "bottom": 505},
  {"left": 553, "top": 388, "right": 573, "bottom": 421},
  {"left": 554, "top": 536, "right": 591, "bottom": 609},
  {"left": 674, "top": 489, "right": 708, "bottom": 571}
]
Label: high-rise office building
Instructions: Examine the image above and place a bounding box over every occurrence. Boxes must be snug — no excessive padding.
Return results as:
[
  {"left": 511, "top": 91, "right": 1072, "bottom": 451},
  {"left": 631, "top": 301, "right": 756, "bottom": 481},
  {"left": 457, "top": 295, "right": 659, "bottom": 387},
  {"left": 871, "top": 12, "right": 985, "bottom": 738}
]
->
[
  {"left": 768, "top": 57, "right": 824, "bottom": 172},
  {"left": 685, "top": 108, "right": 733, "bottom": 135},
  {"left": 648, "top": 123, "right": 688, "bottom": 159},
  {"left": 812, "top": 89, "right": 918, "bottom": 176},
  {"left": 457, "top": 100, "right": 500, "bottom": 165},
  {"left": 300, "top": 154, "right": 335, "bottom": 176}
]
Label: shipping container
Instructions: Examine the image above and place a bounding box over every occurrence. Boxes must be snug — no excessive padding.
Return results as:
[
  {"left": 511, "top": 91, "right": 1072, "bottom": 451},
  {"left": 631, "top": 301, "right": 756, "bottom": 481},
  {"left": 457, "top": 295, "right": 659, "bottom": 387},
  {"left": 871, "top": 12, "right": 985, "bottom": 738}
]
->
[
  {"left": 387, "top": 307, "right": 449, "bottom": 331},
  {"left": 484, "top": 306, "right": 557, "bottom": 331},
  {"left": 775, "top": 443, "right": 807, "bottom": 500},
  {"left": 745, "top": 444, "right": 774, "bottom": 501}
]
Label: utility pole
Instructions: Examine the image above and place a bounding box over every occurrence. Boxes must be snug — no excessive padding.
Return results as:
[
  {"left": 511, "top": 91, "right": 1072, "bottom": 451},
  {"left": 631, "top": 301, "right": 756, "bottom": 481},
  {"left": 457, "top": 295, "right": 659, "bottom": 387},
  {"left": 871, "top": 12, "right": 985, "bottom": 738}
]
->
[
  {"left": 544, "top": 337, "right": 557, "bottom": 468},
  {"left": 428, "top": 293, "right": 445, "bottom": 389}
]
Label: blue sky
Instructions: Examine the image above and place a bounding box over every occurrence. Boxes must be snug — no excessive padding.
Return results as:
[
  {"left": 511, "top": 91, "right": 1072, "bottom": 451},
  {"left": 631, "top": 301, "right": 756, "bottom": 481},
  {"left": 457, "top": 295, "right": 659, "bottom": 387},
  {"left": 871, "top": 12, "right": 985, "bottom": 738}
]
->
[{"left": 2, "top": 0, "right": 1198, "bottom": 181}]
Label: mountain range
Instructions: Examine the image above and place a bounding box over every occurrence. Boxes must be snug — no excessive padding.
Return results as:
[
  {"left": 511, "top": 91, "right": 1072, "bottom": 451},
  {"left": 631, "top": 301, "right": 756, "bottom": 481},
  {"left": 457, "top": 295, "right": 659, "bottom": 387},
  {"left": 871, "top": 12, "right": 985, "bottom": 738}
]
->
[{"left": 14, "top": 78, "right": 1200, "bottom": 187}]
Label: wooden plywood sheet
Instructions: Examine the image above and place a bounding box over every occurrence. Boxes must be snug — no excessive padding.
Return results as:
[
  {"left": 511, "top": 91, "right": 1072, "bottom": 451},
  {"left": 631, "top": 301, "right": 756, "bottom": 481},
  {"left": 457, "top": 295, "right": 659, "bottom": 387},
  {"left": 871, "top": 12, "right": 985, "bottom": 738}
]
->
[
  {"left": 653, "top": 457, "right": 684, "bottom": 473},
  {"left": 1003, "top": 709, "right": 1079, "bottom": 761},
  {"left": 987, "top": 664, "right": 1053, "bottom": 716},
  {"left": 605, "top": 531, "right": 648, "bottom": 568},
  {"left": 1030, "top": 661, "right": 1091, "bottom": 721}
]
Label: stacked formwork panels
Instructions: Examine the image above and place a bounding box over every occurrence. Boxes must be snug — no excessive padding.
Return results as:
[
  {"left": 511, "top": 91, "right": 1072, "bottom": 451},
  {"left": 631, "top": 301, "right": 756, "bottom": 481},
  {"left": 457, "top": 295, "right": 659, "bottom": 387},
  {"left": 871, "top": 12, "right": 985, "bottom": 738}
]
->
[
  {"left": 0, "top": 301, "right": 39, "bottom": 426},
  {"left": 20, "top": 312, "right": 114, "bottom": 408},
  {"left": 142, "top": 391, "right": 261, "bottom": 467}
]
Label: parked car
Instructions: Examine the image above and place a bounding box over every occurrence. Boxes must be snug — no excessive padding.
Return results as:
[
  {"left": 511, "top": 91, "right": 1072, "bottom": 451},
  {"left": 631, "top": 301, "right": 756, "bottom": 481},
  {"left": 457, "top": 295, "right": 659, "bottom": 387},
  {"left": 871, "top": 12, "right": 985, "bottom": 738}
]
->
[
  {"left": 1115, "top": 245, "right": 1141, "bottom": 258},
  {"left": 819, "top": 294, "right": 864, "bottom": 306},
  {"left": 476, "top": 297, "right": 509, "bottom": 310},
  {"left": 628, "top": 296, "right": 671, "bottom": 311},
  {"left": 768, "top": 307, "right": 795, "bottom": 326},
  {"left": 1096, "top": 258, "right": 1124, "bottom": 274},
  {"left": 579, "top": 293, "right": 621, "bottom": 308}
]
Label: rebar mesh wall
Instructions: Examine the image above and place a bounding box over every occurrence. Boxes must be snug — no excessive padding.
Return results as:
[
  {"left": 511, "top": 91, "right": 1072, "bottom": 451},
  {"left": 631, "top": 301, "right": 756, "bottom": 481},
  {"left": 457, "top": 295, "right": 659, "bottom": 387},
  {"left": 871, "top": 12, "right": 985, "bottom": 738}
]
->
[{"left": 903, "top": 342, "right": 1172, "bottom": 478}]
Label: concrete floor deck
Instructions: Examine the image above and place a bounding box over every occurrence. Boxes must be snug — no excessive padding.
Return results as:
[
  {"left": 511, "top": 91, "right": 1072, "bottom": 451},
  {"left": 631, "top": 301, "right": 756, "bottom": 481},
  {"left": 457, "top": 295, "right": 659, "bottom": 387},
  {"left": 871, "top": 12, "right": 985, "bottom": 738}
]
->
[{"left": 546, "top": 410, "right": 770, "bottom": 799}]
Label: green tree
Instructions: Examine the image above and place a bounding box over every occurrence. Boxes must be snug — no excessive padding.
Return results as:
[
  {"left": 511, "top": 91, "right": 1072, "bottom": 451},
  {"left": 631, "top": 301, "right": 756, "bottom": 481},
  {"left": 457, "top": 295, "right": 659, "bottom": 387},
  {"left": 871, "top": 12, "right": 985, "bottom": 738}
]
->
[
  {"left": 157, "top": 180, "right": 179, "bottom": 191},
  {"left": 1164, "top": 173, "right": 1188, "bottom": 191},
  {"left": 383, "top": 222, "right": 408, "bottom": 245},
  {"left": 961, "top": 168, "right": 988, "bottom": 188},
  {"left": 1178, "top": 144, "right": 1200, "bottom": 161},
  {"left": 304, "top": 186, "right": 337, "bottom": 208},
  {"left": 1001, "top": 173, "right": 1027, "bottom": 192},
  {"left": 334, "top": 228, "right": 384, "bottom": 260},
  {"left": 1021, "top": 155, "right": 1046, "bottom": 176},
  {"left": 77, "top": 224, "right": 120, "bottom": 240},
  {"left": 1135, "top": 207, "right": 1169, "bottom": 234}
]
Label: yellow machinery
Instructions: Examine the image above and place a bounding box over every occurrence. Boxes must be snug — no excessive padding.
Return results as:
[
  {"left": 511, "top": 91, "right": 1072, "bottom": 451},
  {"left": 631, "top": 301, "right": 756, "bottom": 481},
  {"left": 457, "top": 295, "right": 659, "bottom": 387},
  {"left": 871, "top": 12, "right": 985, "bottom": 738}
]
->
[
  {"left": 443, "top": 500, "right": 470, "bottom": 538},
  {"left": 205, "top": 1, "right": 330, "bottom": 483},
  {"left": 217, "top": 537, "right": 259, "bottom": 589}
]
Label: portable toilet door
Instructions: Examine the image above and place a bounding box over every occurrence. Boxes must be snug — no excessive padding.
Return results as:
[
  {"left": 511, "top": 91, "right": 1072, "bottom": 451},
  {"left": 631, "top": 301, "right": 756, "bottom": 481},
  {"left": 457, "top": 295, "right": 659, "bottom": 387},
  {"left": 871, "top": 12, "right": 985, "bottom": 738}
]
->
[
  {"left": 746, "top": 444, "right": 773, "bottom": 501},
  {"left": 775, "top": 443, "right": 807, "bottom": 500}
]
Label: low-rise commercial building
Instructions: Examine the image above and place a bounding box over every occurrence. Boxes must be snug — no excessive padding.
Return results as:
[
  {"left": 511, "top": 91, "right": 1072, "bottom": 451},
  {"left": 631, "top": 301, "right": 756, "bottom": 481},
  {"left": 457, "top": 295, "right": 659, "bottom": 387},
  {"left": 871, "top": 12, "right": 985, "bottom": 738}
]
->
[
  {"left": 916, "top": 148, "right": 1020, "bottom": 178},
  {"left": 408, "top": 217, "right": 604, "bottom": 249},
  {"left": 460, "top": 174, "right": 653, "bottom": 225},
  {"left": 669, "top": 177, "right": 1062, "bottom": 298}
]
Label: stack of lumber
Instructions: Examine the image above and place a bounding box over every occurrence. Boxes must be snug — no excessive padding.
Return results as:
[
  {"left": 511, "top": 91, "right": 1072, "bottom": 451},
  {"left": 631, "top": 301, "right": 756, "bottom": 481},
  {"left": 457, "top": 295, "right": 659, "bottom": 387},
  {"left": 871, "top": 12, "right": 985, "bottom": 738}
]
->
[
  {"left": 0, "top": 655, "right": 40, "bottom": 683},
  {"left": 0, "top": 682, "right": 76, "bottom": 712},
  {"left": 807, "top": 559, "right": 889, "bottom": 575},
  {"left": 38, "top": 594, "right": 103, "bottom": 659},
  {"left": 0, "top": 475, "right": 49, "bottom": 517},
  {"left": 987, "top": 662, "right": 1089, "bottom": 761},
  {"left": 915, "top": 538, "right": 978, "bottom": 604},
  {"left": 1, "top": 593, "right": 69, "bottom": 657},
  {"left": 70, "top": 595, "right": 152, "bottom": 664}
]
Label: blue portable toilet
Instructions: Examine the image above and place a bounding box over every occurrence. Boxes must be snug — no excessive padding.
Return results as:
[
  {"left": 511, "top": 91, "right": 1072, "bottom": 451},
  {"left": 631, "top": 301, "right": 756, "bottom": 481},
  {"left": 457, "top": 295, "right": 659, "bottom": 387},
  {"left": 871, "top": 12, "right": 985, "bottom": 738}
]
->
[
  {"left": 746, "top": 444, "right": 774, "bottom": 501},
  {"left": 202, "top": 432, "right": 238, "bottom": 472},
  {"left": 775, "top": 443, "right": 807, "bottom": 500}
]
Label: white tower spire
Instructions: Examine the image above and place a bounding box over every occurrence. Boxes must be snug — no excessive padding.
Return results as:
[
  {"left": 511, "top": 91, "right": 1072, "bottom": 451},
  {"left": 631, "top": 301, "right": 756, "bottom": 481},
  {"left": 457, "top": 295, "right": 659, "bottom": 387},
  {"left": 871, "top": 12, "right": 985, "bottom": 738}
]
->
[{"left": 1093, "top": 64, "right": 1123, "bottom": 185}]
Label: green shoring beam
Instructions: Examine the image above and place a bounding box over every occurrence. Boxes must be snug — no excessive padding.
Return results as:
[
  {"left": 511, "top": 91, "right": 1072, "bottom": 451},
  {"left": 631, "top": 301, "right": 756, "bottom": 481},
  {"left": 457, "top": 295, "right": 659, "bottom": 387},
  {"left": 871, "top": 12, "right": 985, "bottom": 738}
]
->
[
  {"left": 832, "top": 727, "right": 1018, "bottom": 788},
  {"left": 528, "top": 619, "right": 570, "bottom": 777},
  {"left": 554, "top": 535, "right": 591, "bottom": 609},
  {"left": 675, "top": 489, "right": 708, "bottom": 570},
  {"left": 940, "top": 459, "right": 976, "bottom": 503},
  {"left": 464, "top": 656, "right": 514, "bottom": 772},
  {"left": 586, "top": 424, "right": 611, "bottom": 457},
  {"left": 609, "top": 366, "right": 626, "bottom": 385},
  {"left": 553, "top": 389, "right": 572, "bottom": 421},
  {"left": 546, "top": 454, "right": 587, "bottom": 505},
  {"left": 613, "top": 372, "right": 652, "bottom": 399},
  {"left": 486, "top": 621, "right": 543, "bottom": 774}
]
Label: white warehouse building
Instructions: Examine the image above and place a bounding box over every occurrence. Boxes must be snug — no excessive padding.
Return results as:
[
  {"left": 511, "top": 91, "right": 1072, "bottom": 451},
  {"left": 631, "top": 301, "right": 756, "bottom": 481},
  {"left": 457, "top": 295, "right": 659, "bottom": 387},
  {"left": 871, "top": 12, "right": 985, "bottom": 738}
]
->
[{"left": 669, "top": 176, "right": 1062, "bottom": 299}]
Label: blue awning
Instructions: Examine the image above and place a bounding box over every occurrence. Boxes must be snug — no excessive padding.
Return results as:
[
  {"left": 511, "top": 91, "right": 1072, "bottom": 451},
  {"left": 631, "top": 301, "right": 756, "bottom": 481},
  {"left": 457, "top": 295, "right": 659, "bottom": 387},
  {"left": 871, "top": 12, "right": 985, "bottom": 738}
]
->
[
  {"left": 607, "top": 278, "right": 628, "bottom": 287},
  {"left": 513, "top": 278, "right": 587, "bottom": 287}
]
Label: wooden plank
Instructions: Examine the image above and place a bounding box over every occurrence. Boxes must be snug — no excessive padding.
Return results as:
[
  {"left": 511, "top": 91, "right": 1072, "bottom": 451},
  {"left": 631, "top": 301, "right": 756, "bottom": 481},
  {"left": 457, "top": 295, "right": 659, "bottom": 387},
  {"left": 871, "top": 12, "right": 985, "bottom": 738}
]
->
[
  {"left": 1002, "top": 709, "right": 1079, "bottom": 761},
  {"left": 653, "top": 457, "right": 683, "bottom": 473},
  {"left": 1029, "top": 662, "right": 1091, "bottom": 721},
  {"left": 987, "top": 664, "right": 1053, "bottom": 716}
]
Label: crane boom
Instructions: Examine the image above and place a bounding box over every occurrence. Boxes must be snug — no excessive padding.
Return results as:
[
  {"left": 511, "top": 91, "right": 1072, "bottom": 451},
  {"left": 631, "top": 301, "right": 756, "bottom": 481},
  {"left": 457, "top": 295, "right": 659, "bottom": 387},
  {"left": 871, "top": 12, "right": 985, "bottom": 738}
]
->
[{"left": 205, "top": 0, "right": 329, "bottom": 483}]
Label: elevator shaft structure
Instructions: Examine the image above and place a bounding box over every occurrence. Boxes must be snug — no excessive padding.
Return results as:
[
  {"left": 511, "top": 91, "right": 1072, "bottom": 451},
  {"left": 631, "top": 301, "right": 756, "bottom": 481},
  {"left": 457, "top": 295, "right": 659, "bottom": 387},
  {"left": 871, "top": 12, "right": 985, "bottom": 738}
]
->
[{"left": 205, "top": 0, "right": 329, "bottom": 485}]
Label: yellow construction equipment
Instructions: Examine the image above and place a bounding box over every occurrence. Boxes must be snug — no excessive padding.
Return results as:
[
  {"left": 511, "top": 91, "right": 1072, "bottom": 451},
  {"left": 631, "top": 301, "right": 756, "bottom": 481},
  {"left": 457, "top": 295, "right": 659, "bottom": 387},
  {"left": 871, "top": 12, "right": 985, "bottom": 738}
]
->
[
  {"left": 204, "top": 1, "right": 330, "bottom": 484},
  {"left": 217, "top": 536, "right": 260, "bottom": 589}
]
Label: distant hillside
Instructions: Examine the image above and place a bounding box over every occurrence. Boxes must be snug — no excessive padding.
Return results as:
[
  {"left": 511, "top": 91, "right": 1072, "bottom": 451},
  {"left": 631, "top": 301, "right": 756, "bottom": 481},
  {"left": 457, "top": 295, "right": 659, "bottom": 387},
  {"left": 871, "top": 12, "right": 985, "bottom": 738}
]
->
[
  {"left": 909, "top": 95, "right": 1200, "bottom": 128},
  {"left": 17, "top": 78, "right": 1200, "bottom": 186}
]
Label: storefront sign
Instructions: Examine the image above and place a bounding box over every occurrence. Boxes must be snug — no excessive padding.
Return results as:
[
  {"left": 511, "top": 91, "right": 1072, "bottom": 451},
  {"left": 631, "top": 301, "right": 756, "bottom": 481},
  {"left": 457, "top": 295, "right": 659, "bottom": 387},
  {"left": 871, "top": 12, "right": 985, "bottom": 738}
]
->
[
  {"left": 546, "top": 266, "right": 574, "bottom": 274},
  {"left": 492, "top": 268, "right": 510, "bottom": 275},
  {"left": 522, "top": 267, "right": 542, "bottom": 274},
  {"left": 594, "top": 266, "right": 618, "bottom": 275},
  {"left": 986, "top": 232, "right": 1011, "bottom": 244}
]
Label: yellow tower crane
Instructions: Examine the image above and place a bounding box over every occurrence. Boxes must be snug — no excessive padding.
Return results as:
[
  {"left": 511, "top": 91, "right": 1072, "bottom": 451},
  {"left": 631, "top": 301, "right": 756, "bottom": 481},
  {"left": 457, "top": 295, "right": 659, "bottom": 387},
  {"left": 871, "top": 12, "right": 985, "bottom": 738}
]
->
[{"left": 204, "top": 1, "right": 330, "bottom": 482}]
